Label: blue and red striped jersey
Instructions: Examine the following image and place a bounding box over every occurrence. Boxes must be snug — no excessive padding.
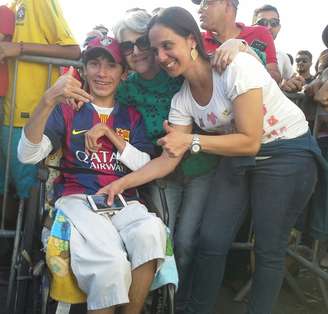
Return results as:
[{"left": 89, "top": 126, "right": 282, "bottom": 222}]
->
[{"left": 44, "top": 102, "right": 154, "bottom": 200}]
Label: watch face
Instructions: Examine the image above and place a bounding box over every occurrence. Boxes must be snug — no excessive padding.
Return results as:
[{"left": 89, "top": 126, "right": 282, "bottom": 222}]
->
[{"left": 191, "top": 143, "right": 201, "bottom": 154}]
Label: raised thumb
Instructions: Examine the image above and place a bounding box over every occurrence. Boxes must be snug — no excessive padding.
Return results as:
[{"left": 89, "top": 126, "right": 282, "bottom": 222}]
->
[{"left": 163, "top": 120, "right": 174, "bottom": 133}]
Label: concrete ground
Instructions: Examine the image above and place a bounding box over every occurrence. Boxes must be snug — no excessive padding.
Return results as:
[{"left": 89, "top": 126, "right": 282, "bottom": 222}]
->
[
  {"left": 1, "top": 265, "right": 327, "bottom": 314},
  {"left": 216, "top": 266, "right": 327, "bottom": 314}
]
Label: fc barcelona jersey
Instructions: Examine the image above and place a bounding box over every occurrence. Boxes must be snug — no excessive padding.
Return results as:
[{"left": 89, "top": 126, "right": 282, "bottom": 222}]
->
[{"left": 44, "top": 102, "right": 154, "bottom": 199}]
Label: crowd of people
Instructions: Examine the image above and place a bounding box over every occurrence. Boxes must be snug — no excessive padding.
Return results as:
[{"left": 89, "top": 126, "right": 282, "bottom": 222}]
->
[{"left": 1, "top": 0, "right": 328, "bottom": 314}]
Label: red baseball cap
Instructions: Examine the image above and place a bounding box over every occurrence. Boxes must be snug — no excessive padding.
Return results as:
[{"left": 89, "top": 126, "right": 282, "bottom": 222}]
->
[{"left": 84, "top": 36, "right": 123, "bottom": 64}]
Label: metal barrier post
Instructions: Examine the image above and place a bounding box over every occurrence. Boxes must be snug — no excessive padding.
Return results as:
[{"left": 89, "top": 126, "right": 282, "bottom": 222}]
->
[
  {"left": 47, "top": 64, "right": 53, "bottom": 88},
  {"left": 156, "top": 179, "right": 170, "bottom": 226},
  {"left": 1, "top": 60, "right": 19, "bottom": 229},
  {"left": 312, "top": 240, "right": 328, "bottom": 308},
  {"left": 5, "top": 199, "right": 24, "bottom": 312}
]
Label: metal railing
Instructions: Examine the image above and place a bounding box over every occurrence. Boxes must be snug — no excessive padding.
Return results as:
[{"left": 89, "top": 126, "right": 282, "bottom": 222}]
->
[{"left": 1, "top": 55, "right": 82, "bottom": 230}]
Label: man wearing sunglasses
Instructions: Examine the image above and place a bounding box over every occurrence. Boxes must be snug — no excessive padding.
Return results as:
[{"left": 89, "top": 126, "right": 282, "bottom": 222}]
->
[
  {"left": 194, "top": 0, "right": 282, "bottom": 83},
  {"left": 253, "top": 4, "right": 304, "bottom": 92},
  {"left": 296, "top": 50, "right": 315, "bottom": 84}
]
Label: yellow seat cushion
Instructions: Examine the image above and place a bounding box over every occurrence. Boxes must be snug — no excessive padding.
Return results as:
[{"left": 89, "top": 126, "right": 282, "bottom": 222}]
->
[{"left": 46, "top": 210, "right": 86, "bottom": 304}]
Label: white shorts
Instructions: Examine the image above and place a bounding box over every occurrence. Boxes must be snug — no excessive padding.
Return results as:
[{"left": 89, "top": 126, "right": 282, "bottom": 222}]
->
[{"left": 55, "top": 194, "right": 166, "bottom": 310}]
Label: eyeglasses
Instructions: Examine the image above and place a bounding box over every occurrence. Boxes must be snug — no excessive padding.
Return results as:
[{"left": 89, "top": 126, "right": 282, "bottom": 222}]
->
[
  {"left": 120, "top": 35, "right": 150, "bottom": 56},
  {"left": 255, "top": 18, "right": 280, "bottom": 28},
  {"left": 199, "top": 0, "right": 221, "bottom": 10}
]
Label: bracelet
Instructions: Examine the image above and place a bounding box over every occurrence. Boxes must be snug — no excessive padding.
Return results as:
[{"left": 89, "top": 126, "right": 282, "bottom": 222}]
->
[{"left": 19, "top": 41, "right": 24, "bottom": 55}]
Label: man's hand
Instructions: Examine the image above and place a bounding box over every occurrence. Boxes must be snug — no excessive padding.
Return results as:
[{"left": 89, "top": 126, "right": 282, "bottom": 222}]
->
[
  {"left": 44, "top": 66, "right": 93, "bottom": 109},
  {"left": 280, "top": 75, "right": 305, "bottom": 93},
  {"left": 85, "top": 123, "right": 109, "bottom": 154},
  {"left": 97, "top": 179, "right": 125, "bottom": 206},
  {"left": 157, "top": 121, "right": 192, "bottom": 158},
  {"left": 304, "top": 78, "right": 323, "bottom": 97},
  {"left": 211, "top": 39, "right": 246, "bottom": 74},
  {"left": 0, "top": 42, "right": 20, "bottom": 62}
]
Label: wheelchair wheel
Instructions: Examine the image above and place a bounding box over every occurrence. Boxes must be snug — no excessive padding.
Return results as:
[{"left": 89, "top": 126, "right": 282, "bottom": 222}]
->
[
  {"left": 7, "top": 185, "right": 42, "bottom": 314},
  {"left": 166, "top": 284, "right": 175, "bottom": 314},
  {"left": 149, "top": 283, "right": 175, "bottom": 314}
]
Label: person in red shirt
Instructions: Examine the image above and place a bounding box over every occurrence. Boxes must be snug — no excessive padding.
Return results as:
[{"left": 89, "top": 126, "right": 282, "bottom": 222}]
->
[
  {"left": 0, "top": 5, "right": 15, "bottom": 107},
  {"left": 194, "top": 0, "right": 282, "bottom": 83}
]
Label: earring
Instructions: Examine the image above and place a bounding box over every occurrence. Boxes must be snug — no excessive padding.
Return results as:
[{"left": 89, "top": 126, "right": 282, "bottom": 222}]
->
[{"left": 191, "top": 47, "right": 198, "bottom": 61}]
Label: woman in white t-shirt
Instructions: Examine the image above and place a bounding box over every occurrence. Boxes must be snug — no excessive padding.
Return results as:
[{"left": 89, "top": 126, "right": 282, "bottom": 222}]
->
[{"left": 99, "top": 7, "right": 320, "bottom": 314}]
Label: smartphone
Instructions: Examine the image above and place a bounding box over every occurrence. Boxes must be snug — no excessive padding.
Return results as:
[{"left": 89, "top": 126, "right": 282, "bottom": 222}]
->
[{"left": 87, "top": 193, "right": 127, "bottom": 213}]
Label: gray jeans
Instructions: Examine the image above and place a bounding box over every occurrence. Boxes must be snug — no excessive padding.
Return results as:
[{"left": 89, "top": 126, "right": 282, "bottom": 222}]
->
[{"left": 143, "top": 170, "right": 215, "bottom": 311}]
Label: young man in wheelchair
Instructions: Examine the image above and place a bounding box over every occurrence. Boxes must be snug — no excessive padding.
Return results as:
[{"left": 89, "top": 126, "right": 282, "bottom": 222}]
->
[{"left": 17, "top": 36, "right": 166, "bottom": 314}]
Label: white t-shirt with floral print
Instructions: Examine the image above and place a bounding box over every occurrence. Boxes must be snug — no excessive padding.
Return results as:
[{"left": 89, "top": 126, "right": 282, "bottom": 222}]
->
[{"left": 169, "top": 52, "right": 308, "bottom": 144}]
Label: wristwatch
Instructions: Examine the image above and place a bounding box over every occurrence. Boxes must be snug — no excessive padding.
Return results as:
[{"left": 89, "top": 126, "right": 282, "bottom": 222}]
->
[{"left": 190, "top": 134, "right": 201, "bottom": 154}]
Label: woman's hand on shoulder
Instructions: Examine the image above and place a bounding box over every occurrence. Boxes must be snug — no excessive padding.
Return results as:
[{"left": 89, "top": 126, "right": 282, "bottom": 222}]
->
[{"left": 211, "top": 39, "right": 246, "bottom": 74}]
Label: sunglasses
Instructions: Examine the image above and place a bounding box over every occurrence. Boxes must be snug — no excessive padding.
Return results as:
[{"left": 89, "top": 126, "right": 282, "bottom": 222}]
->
[
  {"left": 255, "top": 18, "right": 280, "bottom": 28},
  {"left": 120, "top": 35, "right": 150, "bottom": 56},
  {"left": 296, "top": 58, "right": 310, "bottom": 64}
]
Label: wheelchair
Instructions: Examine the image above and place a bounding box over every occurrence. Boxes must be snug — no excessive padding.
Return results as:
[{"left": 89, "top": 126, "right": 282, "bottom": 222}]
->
[{"left": 6, "top": 157, "right": 176, "bottom": 314}]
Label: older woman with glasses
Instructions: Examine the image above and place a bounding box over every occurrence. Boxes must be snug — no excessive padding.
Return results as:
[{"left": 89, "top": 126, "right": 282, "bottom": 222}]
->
[{"left": 101, "top": 7, "right": 325, "bottom": 314}]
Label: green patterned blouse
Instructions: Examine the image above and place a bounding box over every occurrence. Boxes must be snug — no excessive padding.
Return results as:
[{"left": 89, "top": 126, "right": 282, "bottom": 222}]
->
[{"left": 116, "top": 70, "right": 219, "bottom": 177}]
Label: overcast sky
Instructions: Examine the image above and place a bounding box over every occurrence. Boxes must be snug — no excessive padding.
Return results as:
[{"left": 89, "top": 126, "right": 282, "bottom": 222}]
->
[{"left": 1, "top": 0, "right": 327, "bottom": 73}]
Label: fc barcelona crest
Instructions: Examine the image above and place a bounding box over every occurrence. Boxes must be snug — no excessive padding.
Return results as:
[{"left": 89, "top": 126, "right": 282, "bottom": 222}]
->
[
  {"left": 100, "top": 37, "right": 113, "bottom": 47},
  {"left": 116, "top": 128, "right": 130, "bottom": 142}
]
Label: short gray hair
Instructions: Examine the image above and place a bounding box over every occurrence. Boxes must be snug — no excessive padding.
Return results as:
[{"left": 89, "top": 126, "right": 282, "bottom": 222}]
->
[
  {"left": 112, "top": 8, "right": 152, "bottom": 42},
  {"left": 231, "top": 0, "right": 239, "bottom": 9}
]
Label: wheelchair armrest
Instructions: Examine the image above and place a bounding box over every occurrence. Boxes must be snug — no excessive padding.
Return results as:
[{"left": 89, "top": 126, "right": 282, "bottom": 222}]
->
[{"left": 137, "top": 180, "right": 170, "bottom": 225}]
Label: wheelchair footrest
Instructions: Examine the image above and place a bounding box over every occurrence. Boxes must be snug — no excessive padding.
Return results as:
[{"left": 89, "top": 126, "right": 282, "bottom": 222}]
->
[
  {"left": 56, "top": 302, "right": 71, "bottom": 314},
  {"left": 0, "top": 230, "right": 16, "bottom": 237}
]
